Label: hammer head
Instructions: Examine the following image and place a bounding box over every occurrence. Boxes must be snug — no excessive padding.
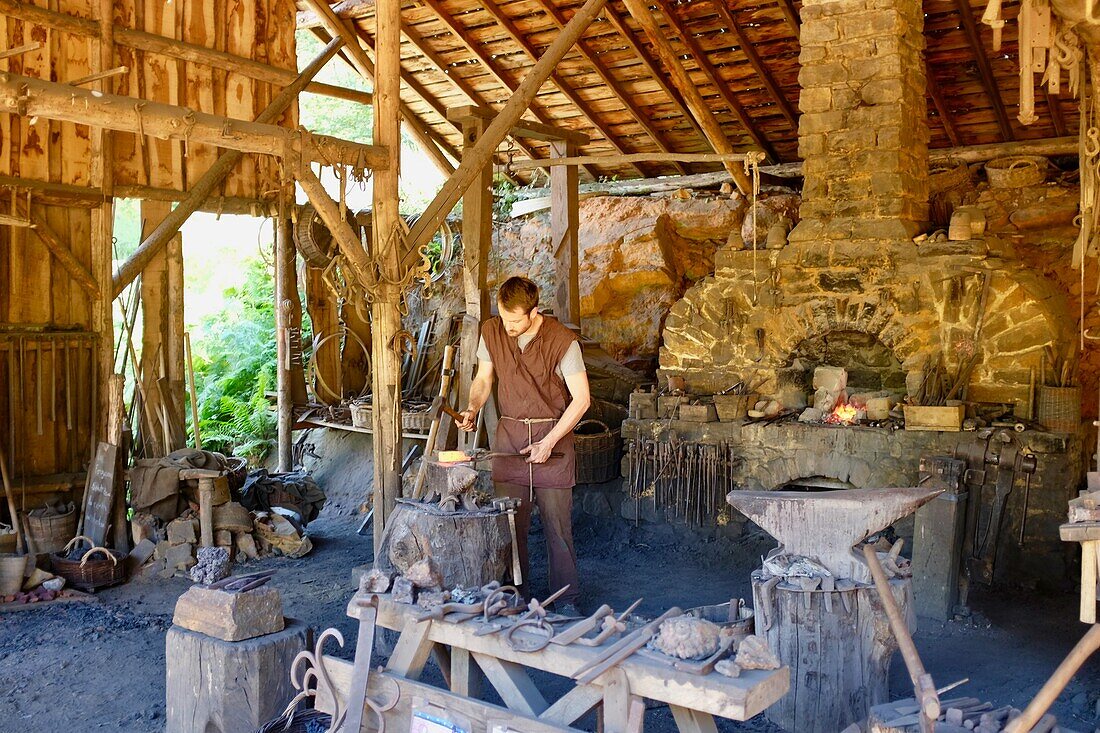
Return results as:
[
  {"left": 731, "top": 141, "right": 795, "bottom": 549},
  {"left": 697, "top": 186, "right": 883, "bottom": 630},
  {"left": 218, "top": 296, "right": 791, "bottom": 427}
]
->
[{"left": 429, "top": 395, "right": 464, "bottom": 422}]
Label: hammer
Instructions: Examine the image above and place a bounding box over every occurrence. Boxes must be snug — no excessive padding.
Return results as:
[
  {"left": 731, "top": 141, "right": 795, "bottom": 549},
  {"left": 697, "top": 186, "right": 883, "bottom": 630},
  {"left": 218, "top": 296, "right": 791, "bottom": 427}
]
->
[{"left": 429, "top": 394, "right": 466, "bottom": 424}]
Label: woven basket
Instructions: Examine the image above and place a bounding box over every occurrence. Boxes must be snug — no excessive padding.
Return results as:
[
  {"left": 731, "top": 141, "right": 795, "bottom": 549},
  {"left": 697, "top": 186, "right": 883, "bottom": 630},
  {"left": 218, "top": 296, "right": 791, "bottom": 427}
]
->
[
  {"left": 929, "top": 158, "right": 970, "bottom": 192},
  {"left": 256, "top": 707, "right": 330, "bottom": 733},
  {"left": 402, "top": 409, "right": 433, "bottom": 432},
  {"left": 986, "top": 156, "right": 1048, "bottom": 188},
  {"left": 1037, "top": 385, "right": 1081, "bottom": 434},
  {"left": 23, "top": 502, "right": 77, "bottom": 555},
  {"left": 51, "top": 536, "right": 127, "bottom": 592},
  {"left": 574, "top": 419, "right": 621, "bottom": 485},
  {"left": 350, "top": 401, "right": 372, "bottom": 428}
]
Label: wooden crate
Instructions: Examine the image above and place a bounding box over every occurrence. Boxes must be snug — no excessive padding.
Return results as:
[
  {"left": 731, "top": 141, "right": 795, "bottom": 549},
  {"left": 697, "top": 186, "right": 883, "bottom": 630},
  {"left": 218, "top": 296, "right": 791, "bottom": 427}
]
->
[
  {"left": 679, "top": 403, "right": 717, "bottom": 423},
  {"left": 903, "top": 405, "right": 964, "bottom": 432}
]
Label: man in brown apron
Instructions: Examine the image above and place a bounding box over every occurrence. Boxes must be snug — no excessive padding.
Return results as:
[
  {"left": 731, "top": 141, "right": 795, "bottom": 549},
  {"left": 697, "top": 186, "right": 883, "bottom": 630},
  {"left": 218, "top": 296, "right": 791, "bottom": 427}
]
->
[{"left": 457, "top": 277, "right": 591, "bottom": 614}]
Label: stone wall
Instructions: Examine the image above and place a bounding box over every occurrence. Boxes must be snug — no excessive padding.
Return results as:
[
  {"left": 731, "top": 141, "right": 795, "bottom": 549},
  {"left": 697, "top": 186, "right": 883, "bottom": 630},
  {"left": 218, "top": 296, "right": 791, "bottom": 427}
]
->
[{"left": 795, "top": 0, "right": 929, "bottom": 239}]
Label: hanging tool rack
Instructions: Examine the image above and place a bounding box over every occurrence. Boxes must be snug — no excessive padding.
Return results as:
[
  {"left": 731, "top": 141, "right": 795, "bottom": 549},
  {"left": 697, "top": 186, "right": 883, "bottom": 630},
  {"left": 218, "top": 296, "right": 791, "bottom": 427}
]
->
[{"left": 625, "top": 437, "right": 741, "bottom": 526}]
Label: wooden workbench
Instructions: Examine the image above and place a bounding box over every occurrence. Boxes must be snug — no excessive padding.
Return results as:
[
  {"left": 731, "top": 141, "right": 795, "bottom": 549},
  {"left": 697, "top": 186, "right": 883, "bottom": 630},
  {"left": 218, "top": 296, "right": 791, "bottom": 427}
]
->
[
  {"left": 318, "top": 592, "right": 789, "bottom": 732},
  {"left": 1061, "top": 522, "right": 1100, "bottom": 623}
]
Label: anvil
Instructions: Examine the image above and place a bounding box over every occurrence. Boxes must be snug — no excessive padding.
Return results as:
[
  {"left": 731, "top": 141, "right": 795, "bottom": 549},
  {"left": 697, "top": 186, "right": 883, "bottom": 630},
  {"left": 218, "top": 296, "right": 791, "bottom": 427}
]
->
[{"left": 728, "top": 486, "right": 943, "bottom": 583}]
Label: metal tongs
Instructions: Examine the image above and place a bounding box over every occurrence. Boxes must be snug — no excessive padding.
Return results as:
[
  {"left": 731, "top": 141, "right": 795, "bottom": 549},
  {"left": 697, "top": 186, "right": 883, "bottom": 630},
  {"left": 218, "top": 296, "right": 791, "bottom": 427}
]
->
[{"left": 206, "top": 569, "right": 276, "bottom": 593}]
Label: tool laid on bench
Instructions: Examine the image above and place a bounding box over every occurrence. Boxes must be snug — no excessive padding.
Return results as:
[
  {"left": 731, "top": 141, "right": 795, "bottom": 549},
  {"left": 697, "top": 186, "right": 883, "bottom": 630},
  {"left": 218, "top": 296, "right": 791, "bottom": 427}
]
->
[
  {"left": 573, "top": 598, "right": 643, "bottom": 647},
  {"left": 475, "top": 585, "right": 570, "bottom": 637},
  {"left": 572, "top": 606, "right": 682, "bottom": 684},
  {"left": 550, "top": 604, "right": 614, "bottom": 646}
]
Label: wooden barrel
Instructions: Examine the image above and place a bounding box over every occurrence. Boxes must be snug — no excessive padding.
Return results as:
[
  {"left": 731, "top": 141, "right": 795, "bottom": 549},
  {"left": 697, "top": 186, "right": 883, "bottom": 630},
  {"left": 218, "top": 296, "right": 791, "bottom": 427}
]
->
[
  {"left": 374, "top": 501, "right": 511, "bottom": 589},
  {"left": 751, "top": 571, "right": 912, "bottom": 732}
]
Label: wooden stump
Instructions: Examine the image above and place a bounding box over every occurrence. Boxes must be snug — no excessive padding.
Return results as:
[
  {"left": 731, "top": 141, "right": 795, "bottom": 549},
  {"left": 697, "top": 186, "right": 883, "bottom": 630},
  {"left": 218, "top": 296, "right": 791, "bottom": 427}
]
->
[
  {"left": 752, "top": 573, "right": 912, "bottom": 733},
  {"left": 165, "top": 617, "right": 311, "bottom": 733},
  {"left": 375, "top": 502, "right": 511, "bottom": 588}
]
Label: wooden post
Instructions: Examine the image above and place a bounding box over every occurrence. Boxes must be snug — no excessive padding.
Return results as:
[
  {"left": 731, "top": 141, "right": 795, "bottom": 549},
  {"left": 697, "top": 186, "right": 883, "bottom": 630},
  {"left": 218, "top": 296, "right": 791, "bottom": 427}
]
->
[
  {"left": 550, "top": 140, "right": 579, "bottom": 327},
  {"left": 275, "top": 199, "right": 295, "bottom": 472},
  {"left": 454, "top": 114, "right": 493, "bottom": 452},
  {"left": 404, "top": 0, "right": 609, "bottom": 256},
  {"left": 372, "top": 0, "right": 404, "bottom": 550},
  {"left": 617, "top": 0, "right": 752, "bottom": 194},
  {"left": 89, "top": 0, "right": 116, "bottom": 468},
  {"left": 111, "top": 37, "right": 345, "bottom": 297}
]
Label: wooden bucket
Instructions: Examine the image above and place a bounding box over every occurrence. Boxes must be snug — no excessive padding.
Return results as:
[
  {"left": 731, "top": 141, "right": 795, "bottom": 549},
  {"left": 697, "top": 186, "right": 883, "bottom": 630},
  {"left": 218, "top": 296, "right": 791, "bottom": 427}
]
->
[{"left": 23, "top": 502, "right": 77, "bottom": 555}]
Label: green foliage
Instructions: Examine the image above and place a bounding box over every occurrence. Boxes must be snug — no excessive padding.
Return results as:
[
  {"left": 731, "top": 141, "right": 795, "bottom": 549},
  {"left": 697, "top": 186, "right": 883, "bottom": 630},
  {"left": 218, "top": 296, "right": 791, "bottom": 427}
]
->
[
  {"left": 296, "top": 32, "right": 374, "bottom": 144},
  {"left": 492, "top": 176, "right": 520, "bottom": 220},
  {"left": 189, "top": 259, "right": 280, "bottom": 463}
]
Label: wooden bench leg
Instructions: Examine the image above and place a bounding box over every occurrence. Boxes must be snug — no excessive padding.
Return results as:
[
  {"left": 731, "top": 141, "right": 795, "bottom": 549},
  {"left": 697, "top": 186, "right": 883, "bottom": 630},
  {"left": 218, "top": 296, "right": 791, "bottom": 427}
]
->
[{"left": 1083, "top": 540, "right": 1098, "bottom": 624}]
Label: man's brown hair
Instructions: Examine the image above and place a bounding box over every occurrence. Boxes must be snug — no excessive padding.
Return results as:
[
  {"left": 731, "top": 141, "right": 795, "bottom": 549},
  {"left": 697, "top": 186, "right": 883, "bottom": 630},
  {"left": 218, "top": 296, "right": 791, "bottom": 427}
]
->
[{"left": 498, "top": 276, "right": 539, "bottom": 313}]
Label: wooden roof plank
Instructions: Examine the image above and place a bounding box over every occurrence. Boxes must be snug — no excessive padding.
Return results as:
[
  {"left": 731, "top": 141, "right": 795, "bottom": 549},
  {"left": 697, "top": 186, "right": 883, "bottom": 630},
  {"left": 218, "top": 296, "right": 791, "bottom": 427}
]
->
[
  {"left": 775, "top": 0, "right": 801, "bottom": 35},
  {"left": 467, "top": 0, "right": 651, "bottom": 177},
  {"left": 601, "top": 2, "right": 708, "bottom": 144},
  {"left": 532, "top": 0, "right": 690, "bottom": 175},
  {"left": 656, "top": 0, "right": 779, "bottom": 162},
  {"left": 400, "top": 20, "right": 550, "bottom": 173},
  {"left": 707, "top": 0, "right": 797, "bottom": 130},
  {"left": 926, "top": 63, "right": 963, "bottom": 147},
  {"left": 949, "top": 0, "right": 1014, "bottom": 141},
  {"left": 416, "top": 0, "right": 602, "bottom": 179}
]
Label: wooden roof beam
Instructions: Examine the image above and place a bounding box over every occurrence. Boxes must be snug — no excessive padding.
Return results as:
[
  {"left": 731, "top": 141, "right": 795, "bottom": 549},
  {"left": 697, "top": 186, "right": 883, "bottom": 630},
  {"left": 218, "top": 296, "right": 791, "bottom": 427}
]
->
[
  {"left": 416, "top": 0, "right": 601, "bottom": 180},
  {"left": 926, "top": 65, "right": 962, "bottom": 147},
  {"left": 448, "top": 105, "right": 590, "bottom": 145},
  {"left": 532, "top": 0, "right": 689, "bottom": 175},
  {"left": 654, "top": 0, "right": 779, "bottom": 162},
  {"left": 0, "top": 71, "right": 388, "bottom": 168},
  {"left": 0, "top": 0, "right": 373, "bottom": 108},
  {"left": 708, "top": 0, "right": 798, "bottom": 131},
  {"left": 950, "top": 0, "right": 1013, "bottom": 141},
  {"left": 400, "top": 22, "right": 547, "bottom": 173},
  {"left": 1045, "top": 90, "right": 1067, "bottom": 137},
  {"left": 776, "top": 0, "right": 801, "bottom": 36},
  {"left": 469, "top": 0, "right": 649, "bottom": 178},
  {"left": 302, "top": 3, "right": 457, "bottom": 174},
  {"left": 297, "top": 0, "right": 376, "bottom": 28},
  {"left": 601, "top": 3, "right": 708, "bottom": 144},
  {"left": 618, "top": 0, "right": 752, "bottom": 192},
  {"left": 405, "top": 0, "right": 610, "bottom": 256}
]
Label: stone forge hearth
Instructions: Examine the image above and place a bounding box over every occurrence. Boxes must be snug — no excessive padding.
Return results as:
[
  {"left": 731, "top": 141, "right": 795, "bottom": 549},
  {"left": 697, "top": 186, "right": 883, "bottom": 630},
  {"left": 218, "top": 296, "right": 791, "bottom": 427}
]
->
[
  {"left": 621, "top": 0, "right": 1084, "bottom": 587},
  {"left": 658, "top": 0, "right": 1076, "bottom": 410}
]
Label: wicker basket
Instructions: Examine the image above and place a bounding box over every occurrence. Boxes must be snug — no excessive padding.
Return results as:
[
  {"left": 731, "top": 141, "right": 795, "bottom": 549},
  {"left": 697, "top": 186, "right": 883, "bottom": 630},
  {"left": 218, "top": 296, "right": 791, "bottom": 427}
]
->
[
  {"left": 1037, "top": 385, "right": 1081, "bottom": 434},
  {"left": 402, "top": 408, "right": 433, "bottom": 432},
  {"left": 23, "top": 502, "right": 77, "bottom": 555},
  {"left": 51, "top": 536, "right": 127, "bottom": 592},
  {"left": 929, "top": 158, "right": 970, "bottom": 192},
  {"left": 985, "top": 156, "right": 1048, "bottom": 188},
  {"left": 350, "top": 400, "right": 372, "bottom": 428},
  {"left": 574, "top": 419, "right": 621, "bottom": 485}
]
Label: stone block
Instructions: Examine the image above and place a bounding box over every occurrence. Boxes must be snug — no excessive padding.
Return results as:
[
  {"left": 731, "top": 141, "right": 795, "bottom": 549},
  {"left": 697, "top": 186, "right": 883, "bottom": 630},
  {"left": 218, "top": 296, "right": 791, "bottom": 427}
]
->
[
  {"left": 167, "top": 518, "right": 198, "bottom": 545},
  {"left": 800, "top": 18, "right": 839, "bottom": 44},
  {"left": 166, "top": 542, "right": 196, "bottom": 570},
  {"left": 214, "top": 529, "right": 233, "bottom": 547},
  {"left": 154, "top": 540, "right": 172, "bottom": 561},
  {"left": 172, "top": 585, "right": 285, "bottom": 642}
]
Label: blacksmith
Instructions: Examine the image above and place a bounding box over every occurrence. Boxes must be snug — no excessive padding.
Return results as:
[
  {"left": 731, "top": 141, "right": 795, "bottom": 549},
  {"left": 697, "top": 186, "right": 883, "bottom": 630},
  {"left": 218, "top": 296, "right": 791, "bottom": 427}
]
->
[{"left": 457, "top": 276, "right": 590, "bottom": 615}]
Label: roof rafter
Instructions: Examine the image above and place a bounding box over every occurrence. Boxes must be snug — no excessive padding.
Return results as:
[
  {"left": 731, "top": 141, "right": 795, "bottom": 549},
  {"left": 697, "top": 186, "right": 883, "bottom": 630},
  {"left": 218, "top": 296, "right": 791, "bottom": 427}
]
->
[
  {"left": 531, "top": 0, "right": 689, "bottom": 176},
  {"left": 399, "top": 21, "right": 547, "bottom": 176},
  {"left": 297, "top": 0, "right": 376, "bottom": 28},
  {"left": 655, "top": 0, "right": 779, "bottom": 161},
  {"left": 1045, "top": 90, "right": 1067, "bottom": 137},
  {"left": 926, "top": 64, "right": 962, "bottom": 147},
  {"left": 775, "top": 0, "right": 800, "bottom": 36},
  {"left": 950, "top": 0, "right": 1014, "bottom": 141},
  {"left": 467, "top": 0, "right": 650, "bottom": 178},
  {"left": 600, "top": 3, "right": 708, "bottom": 145},
  {"left": 708, "top": 0, "right": 797, "bottom": 131},
  {"left": 416, "top": 0, "right": 601, "bottom": 180}
]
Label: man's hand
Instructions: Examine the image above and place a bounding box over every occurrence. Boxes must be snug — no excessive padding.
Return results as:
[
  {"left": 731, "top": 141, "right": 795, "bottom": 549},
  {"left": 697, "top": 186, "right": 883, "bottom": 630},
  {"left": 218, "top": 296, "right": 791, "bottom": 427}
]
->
[
  {"left": 457, "top": 409, "right": 477, "bottom": 432},
  {"left": 520, "top": 438, "right": 555, "bottom": 464}
]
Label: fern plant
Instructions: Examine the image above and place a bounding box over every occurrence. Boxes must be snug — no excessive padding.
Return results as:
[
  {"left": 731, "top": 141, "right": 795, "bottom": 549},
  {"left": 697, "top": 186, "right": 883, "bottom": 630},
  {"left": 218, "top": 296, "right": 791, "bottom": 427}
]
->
[{"left": 189, "top": 259, "right": 282, "bottom": 464}]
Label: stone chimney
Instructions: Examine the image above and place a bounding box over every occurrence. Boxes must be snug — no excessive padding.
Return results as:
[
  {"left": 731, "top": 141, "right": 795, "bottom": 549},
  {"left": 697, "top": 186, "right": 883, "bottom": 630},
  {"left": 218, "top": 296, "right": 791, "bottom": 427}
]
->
[{"left": 789, "top": 0, "right": 930, "bottom": 247}]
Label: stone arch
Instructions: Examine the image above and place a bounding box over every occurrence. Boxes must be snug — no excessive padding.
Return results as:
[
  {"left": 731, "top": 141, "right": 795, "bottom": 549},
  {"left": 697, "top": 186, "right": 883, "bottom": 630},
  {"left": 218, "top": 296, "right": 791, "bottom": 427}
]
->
[{"left": 742, "top": 449, "right": 877, "bottom": 491}]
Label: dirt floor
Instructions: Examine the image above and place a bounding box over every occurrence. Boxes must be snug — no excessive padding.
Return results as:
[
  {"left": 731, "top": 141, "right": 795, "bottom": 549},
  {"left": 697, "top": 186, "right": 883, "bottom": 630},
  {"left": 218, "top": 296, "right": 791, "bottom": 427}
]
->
[{"left": 1, "top": 483, "right": 1099, "bottom": 732}]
